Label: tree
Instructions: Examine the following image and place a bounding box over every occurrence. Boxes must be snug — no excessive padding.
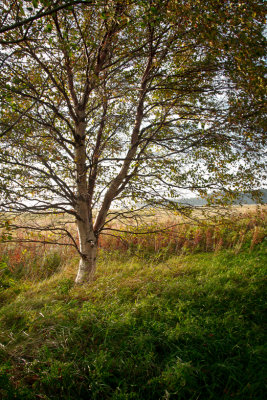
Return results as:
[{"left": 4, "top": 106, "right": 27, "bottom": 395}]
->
[
  {"left": 0, "top": 0, "right": 95, "bottom": 43},
  {"left": 0, "top": 0, "right": 266, "bottom": 283}
]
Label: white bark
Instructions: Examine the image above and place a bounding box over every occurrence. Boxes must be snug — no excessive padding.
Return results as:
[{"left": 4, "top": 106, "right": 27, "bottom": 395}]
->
[
  {"left": 75, "top": 248, "right": 97, "bottom": 284},
  {"left": 75, "top": 220, "right": 97, "bottom": 284}
]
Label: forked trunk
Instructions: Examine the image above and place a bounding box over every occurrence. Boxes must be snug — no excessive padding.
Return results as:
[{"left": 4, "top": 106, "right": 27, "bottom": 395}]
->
[{"left": 75, "top": 220, "right": 97, "bottom": 284}]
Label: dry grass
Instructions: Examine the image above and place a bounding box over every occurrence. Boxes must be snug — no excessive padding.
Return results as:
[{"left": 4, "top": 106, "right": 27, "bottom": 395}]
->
[{"left": 0, "top": 206, "right": 265, "bottom": 282}]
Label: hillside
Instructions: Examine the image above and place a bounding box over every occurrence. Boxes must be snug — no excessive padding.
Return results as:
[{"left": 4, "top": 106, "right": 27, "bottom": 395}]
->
[
  {"left": 177, "top": 189, "right": 267, "bottom": 206},
  {"left": 0, "top": 210, "right": 266, "bottom": 399}
]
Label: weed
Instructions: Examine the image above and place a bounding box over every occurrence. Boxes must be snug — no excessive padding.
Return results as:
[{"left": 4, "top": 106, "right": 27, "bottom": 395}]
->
[
  {"left": 0, "top": 209, "right": 266, "bottom": 399},
  {"left": 0, "top": 245, "right": 266, "bottom": 399},
  {"left": 56, "top": 278, "right": 74, "bottom": 295}
]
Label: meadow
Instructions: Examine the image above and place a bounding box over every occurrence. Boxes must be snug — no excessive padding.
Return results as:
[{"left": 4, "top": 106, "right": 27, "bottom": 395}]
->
[{"left": 0, "top": 206, "right": 266, "bottom": 399}]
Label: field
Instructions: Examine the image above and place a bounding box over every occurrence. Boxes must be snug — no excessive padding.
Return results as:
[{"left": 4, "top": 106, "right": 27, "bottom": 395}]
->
[{"left": 0, "top": 207, "right": 266, "bottom": 399}]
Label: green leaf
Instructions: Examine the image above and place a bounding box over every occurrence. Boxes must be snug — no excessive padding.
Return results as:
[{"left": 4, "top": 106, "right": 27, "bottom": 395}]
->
[{"left": 32, "top": 0, "right": 39, "bottom": 8}]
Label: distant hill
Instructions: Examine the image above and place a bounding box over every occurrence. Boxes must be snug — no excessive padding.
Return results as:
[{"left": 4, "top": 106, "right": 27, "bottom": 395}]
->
[{"left": 177, "top": 189, "right": 267, "bottom": 206}]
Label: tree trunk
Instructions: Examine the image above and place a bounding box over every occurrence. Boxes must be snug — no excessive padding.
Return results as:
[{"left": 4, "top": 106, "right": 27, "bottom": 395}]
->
[
  {"left": 74, "top": 113, "right": 98, "bottom": 284},
  {"left": 75, "top": 220, "right": 97, "bottom": 284}
]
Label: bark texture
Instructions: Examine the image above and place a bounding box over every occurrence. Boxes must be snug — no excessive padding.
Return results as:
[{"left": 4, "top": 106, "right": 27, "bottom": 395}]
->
[
  {"left": 74, "top": 114, "right": 98, "bottom": 284},
  {"left": 75, "top": 218, "right": 97, "bottom": 283},
  {"left": 75, "top": 243, "right": 97, "bottom": 283}
]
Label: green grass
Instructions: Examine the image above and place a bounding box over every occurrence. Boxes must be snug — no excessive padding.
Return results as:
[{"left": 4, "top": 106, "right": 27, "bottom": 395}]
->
[{"left": 0, "top": 244, "right": 266, "bottom": 399}]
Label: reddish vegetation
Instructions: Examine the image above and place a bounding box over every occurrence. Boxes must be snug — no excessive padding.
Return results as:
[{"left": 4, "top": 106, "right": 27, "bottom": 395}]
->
[
  {"left": 98, "top": 210, "right": 266, "bottom": 253},
  {"left": 0, "top": 210, "right": 266, "bottom": 277}
]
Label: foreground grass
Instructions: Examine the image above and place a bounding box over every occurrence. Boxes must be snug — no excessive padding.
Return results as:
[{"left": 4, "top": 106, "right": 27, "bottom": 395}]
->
[{"left": 0, "top": 245, "right": 266, "bottom": 399}]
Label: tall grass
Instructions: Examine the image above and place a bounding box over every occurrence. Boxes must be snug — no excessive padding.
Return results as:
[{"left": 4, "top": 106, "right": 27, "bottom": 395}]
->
[
  {"left": 0, "top": 209, "right": 265, "bottom": 282},
  {"left": 0, "top": 246, "right": 266, "bottom": 399},
  {"left": 0, "top": 209, "right": 266, "bottom": 399},
  {"left": 99, "top": 209, "right": 266, "bottom": 256}
]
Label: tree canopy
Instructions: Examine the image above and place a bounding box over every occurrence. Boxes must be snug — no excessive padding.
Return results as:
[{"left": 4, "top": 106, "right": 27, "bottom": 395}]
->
[{"left": 0, "top": 0, "right": 266, "bottom": 282}]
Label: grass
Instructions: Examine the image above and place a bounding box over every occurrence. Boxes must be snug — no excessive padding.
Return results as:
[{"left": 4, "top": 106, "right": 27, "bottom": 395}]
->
[
  {"left": 0, "top": 239, "right": 266, "bottom": 399},
  {"left": 99, "top": 206, "right": 266, "bottom": 253}
]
